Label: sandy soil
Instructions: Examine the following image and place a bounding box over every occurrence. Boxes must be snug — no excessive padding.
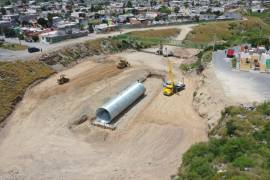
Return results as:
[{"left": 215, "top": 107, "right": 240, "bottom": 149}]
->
[
  {"left": 193, "top": 64, "right": 234, "bottom": 130},
  {"left": 0, "top": 26, "right": 208, "bottom": 180},
  {"left": 0, "top": 49, "right": 208, "bottom": 180}
]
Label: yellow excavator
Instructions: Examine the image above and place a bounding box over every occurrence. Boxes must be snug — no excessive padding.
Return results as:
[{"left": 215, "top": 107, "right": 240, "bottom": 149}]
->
[{"left": 163, "top": 59, "right": 185, "bottom": 96}]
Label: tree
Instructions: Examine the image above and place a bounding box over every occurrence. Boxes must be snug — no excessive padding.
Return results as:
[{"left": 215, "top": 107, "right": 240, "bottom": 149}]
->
[
  {"left": 21, "top": 20, "right": 29, "bottom": 26},
  {"left": 5, "top": 1, "right": 11, "bottom": 6},
  {"left": 47, "top": 13, "right": 54, "bottom": 27},
  {"left": 4, "top": 28, "right": 16, "bottom": 38},
  {"left": 213, "top": 10, "right": 222, "bottom": 16},
  {"left": 150, "top": 0, "right": 157, "bottom": 7},
  {"left": 174, "top": 6, "right": 180, "bottom": 13},
  {"left": 159, "top": 6, "right": 171, "bottom": 14},
  {"left": 17, "top": 33, "right": 24, "bottom": 40},
  {"left": 184, "top": 2, "right": 189, "bottom": 8},
  {"left": 37, "top": 18, "right": 48, "bottom": 28},
  {"left": 131, "top": 8, "right": 139, "bottom": 15},
  {"left": 93, "top": 4, "right": 103, "bottom": 12},
  {"left": 1, "top": 7, "right": 6, "bottom": 15},
  {"left": 126, "top": 0, "right": 132, "bottom": 8}
]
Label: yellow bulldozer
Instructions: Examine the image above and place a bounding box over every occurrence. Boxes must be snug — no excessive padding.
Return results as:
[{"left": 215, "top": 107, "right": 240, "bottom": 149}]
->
[
  {"left": 117, "top": 60, "right": 130, "bottom": 69},
  {"left": 163, "top": 59, "right": 185, "bottom": 96},
  {"left": 57, "top": 74, "right": 69, "bottom": 85}
]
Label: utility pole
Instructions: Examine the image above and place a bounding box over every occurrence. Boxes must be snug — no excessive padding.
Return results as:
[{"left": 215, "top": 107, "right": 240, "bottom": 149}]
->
[{"left": 213, "top": 33, "right": 216, "bottom": 51}]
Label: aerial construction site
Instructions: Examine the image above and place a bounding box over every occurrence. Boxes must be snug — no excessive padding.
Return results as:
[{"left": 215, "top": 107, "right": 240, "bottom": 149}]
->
[
  {"left": 0, "top": 25, "right": 211, "bottom": 179},
  {"left": 2, "top": 1, "right": 270, "bottom": 177},
  {"left": 2, "top": 21, "right": 269, "bottom": 179}
]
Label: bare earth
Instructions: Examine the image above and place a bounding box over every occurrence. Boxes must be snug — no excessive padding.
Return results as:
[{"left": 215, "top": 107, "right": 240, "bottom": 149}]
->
[{"left": 0, "top": 27, "right": 208, "bottom": 180}]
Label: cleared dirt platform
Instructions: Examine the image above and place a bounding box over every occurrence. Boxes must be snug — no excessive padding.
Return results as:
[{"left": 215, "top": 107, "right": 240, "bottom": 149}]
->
[{"left": 0, "top": 52, "right": 207, "bottom": 180}]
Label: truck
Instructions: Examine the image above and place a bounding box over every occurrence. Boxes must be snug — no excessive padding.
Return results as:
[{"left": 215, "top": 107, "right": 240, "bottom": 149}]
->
[{"left": 227, "top": 49, "right": 235, "bottom": 58}]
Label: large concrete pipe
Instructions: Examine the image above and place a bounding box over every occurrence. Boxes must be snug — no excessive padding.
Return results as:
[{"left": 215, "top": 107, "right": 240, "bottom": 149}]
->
[{"left": 96, "top": 82, "right": 146, "bottom": 124}]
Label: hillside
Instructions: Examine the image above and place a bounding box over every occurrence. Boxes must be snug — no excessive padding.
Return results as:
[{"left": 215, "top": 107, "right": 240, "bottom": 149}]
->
[
  {"left": 0, "top": 61, "right": 54, "bottom": 123},
  {"left": 177, "top": 102, "right": 270, "bottom": 179},
  {"left": 184, "top": 17, "right": 270, "bottom": 48}
]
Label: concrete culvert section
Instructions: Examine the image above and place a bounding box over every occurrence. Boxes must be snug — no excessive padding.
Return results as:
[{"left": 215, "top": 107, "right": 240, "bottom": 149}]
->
[{"left": 96, "top": 82, "right": 146, "bottom": 124}]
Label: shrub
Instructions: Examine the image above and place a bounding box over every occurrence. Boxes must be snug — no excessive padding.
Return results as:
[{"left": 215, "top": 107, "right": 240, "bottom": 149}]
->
[
  {"left": 233, "top": 155, "right": 254, "bottom": 170},
  {"left": 257, "top": 102, "right": 270, "bottom": 115},
  {"left": 226, "top": 121, "right": 237, "bottom": 136},
  {"left": 231, "top": 57, "right": 237, "bottom": 68}
]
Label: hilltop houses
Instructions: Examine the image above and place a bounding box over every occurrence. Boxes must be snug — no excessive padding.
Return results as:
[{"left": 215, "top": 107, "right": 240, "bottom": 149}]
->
[{"left": 0, "top": 0, "right": 246, "bottom": 44}]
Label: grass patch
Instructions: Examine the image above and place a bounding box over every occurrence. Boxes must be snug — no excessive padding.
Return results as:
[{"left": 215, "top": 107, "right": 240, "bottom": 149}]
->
[
  {"left": 180, "top": 47, "right": 213, "bottom": 73},
  {"left": 0, "top": 61, "right": 54, "bottom": 123},
  {"left": 0, "top": 42, "right": 28, "bottom": 51},
  {"left": 177, "top": 102, "right": 270, "bottom": 180},
  {"left": 115, "top": 28, "right": 181, "bottom": 47},
  {"left": 184, "top": 17, "right": 270, "bottom": 47},
  {"left": 249, "top": 10, "right": 270, "bottom": 25},
  {"left": 127, "top": 28, "right": 180, "bottom": 39}
]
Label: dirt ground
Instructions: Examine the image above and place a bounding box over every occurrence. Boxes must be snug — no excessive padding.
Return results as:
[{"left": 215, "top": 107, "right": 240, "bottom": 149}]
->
[
  {"left": 0, "top": 26, "right": 209, "bottom": 180},
  {"left": 193, "top": 64, "right": 234, "bottom": 130},
  {"left": 0, "top": 47, "right": 208, "bottom": 180}
]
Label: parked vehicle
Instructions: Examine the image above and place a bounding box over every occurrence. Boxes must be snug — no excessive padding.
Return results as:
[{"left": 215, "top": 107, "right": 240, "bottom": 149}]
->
[
  {"left": 25, "top": 39, "right": 33, "bottom": 43},
  {"left": 28, "top": 47, "right": 40, "bottom": 53},
  {"left": 227, "top": 49, "right": 235, "bottom": 58}
]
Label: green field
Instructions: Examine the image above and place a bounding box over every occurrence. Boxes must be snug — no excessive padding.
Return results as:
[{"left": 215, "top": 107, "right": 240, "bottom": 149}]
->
[
  {"left": 115, "top": 28, "right": 181, "bottom": 48},
  {"left": 0, "top": 42, "right": 27, "bottom": 51},
  {"left": 0, "top": 61, "right": 54, "bottom": 123},
  {"left": 249, "top": 10, "right": 270, "bottom": 25},
  {"left": 127, "top": 28, "right": 180, "bottom": 39},
  {"left": 184, "top": 17, "right": 270, "bottom": 47}
]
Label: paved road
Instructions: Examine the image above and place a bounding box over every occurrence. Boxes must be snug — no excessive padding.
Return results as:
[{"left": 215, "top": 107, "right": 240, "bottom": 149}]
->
[
  {"left": 0, "top": 33, "right": 117, "bottom": 61},
  {"left": 0, "top": 24, "right": 196, "bottom": 61},
  {"left": 213, "top": 50, "right": 270, "bottom": 103}
]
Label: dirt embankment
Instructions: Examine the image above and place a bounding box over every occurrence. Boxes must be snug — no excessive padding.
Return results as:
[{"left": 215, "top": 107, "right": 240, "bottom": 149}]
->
[{"left": 192, "top": 64, "right": 233, "bottom": 130}]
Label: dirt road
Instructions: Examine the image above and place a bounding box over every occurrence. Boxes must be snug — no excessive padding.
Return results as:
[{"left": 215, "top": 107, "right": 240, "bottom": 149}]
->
[
  {"left": 0, "top": 47, "right": 207, "bottom": 179},
  {"left": 0, "top": 24, "right": 196, "bottom": 61}
]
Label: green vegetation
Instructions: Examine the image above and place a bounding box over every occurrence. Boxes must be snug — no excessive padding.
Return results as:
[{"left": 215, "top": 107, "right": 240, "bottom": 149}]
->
[
  {"left": 180, "top": 47, "right": 213, "bottom": 73},
  {"left": 159, "top": 5, "right": 171, "bottom": 14},
  {"left": 115, "top": 28, "right": 180, "bottom": 47},
  {"left": 0, "top": 42, "right": 27, "bottom": 51},
  {"left": 184, "top": 17, "right": 270, "bottom": 48},
  {"left": 127, "top": 28, "right": 180, "bottom": 39},
  {"left": 180, "top": 17, "right": 270, "bottom": 73},
  {"left": 0, "top": 61, "right": 54, "bottom": 123},
  {"left": 249, "top": 10, "right": 270, "bottom": 25},
  {"left": 177, "top": 102, "right": 270, "bottom": 179},
  {"left": 231, "top": 57, "right": 237, "bottom": 68}
]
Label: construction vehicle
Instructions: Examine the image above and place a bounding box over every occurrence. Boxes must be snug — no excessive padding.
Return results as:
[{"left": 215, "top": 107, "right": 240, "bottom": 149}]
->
[
  {"left": 155, "top": 44, "right": 174, "bottom": 57},
  {"left": 163, "top": 60, "right": 185, "bottom": 96},
  {"left": 117, "top": 60, "right": 130, "bottom": 69},
  {"left": 57, "top": 74, "right": 69, "bottom": 85}
]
